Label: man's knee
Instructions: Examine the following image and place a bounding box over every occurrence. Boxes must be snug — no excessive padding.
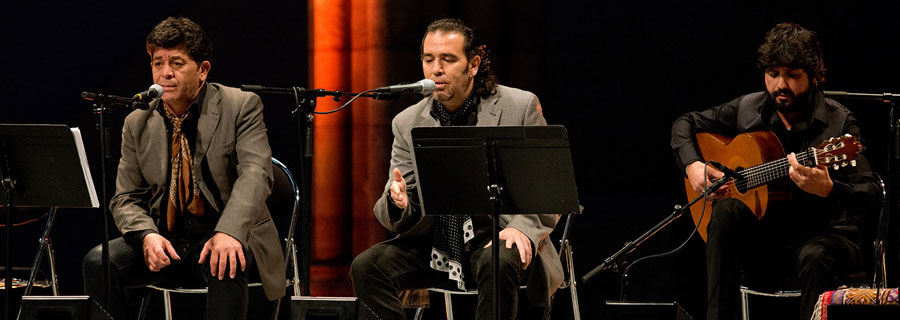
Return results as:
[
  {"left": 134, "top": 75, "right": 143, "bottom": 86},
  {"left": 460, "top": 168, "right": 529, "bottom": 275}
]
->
[
  {"left": 797, "top": 242, "right": 832, "bottom": 273},
  {"left": 83, "top": 244, "right": 103, "bottom": 274},
  {"left": 707, "top": 198, "right": 753, "bottom": 235},
  {"left": 350, "top": 247, "right": 379, "bottom": 282},
  {"left": 474, "top": 241, "right": 525, "bottom": 276}
]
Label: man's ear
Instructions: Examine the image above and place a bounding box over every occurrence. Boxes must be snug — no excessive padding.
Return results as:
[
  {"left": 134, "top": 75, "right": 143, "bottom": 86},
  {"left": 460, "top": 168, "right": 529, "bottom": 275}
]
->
[
  {"left": 469, "top": 55, "right": 481, "bottom": 76},
  {"left": 198, "top": 60, "right": 211, "bottom": 82}
]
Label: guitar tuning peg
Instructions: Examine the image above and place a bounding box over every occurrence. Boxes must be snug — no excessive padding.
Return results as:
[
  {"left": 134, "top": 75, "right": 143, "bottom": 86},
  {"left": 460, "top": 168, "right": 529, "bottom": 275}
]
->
[
  {"left": 841, "top": 162, "right": 848, "bottom": 167},
  {"left": 833, "top": 163, "right": 840, "bottom": 170},
  {"left": 851, "top": 160, "right": 857, "bottom": 166}
]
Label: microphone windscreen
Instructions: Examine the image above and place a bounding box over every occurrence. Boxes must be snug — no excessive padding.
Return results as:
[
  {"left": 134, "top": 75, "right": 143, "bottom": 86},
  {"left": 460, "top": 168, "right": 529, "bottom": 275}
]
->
[
  {"left": 148, "top": 84, "right": 163, "bottom": 98},
  {"left": 421, "top": 79, "right": 436, "bottom": 95}
]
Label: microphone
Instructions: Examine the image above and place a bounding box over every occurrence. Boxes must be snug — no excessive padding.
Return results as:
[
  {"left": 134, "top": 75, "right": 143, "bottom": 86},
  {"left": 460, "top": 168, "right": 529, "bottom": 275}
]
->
[
  {"left": 707, "top": 161, "right": 743, "bottom": 180},
  {"left": 133, "top": 84, "right": 163, "bottom": 102},
  {"left": 375, "top": 79, "right": 435, "bottom": 95}
]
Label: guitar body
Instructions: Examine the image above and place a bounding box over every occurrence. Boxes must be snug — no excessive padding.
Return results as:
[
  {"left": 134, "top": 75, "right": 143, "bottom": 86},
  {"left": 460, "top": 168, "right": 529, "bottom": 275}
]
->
[{"left": 684, "top": 131, "right": 792, "bottom": 242}]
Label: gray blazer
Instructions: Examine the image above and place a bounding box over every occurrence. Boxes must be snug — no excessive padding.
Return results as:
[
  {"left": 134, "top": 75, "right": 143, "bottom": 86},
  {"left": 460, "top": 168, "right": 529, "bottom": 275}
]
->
[
  {"left": 109, "top": 82, "right": 285, "bottom": 300},
  {"left": 373, "top": 85, "right": 564, "bottom": 306}
]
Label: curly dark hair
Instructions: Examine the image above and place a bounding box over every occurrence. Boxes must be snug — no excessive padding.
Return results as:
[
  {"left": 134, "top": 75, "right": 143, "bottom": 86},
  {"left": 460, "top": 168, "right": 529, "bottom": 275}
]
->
[
  {"left": 146, "top": 17, "right": 213, "bottom": 64},
  {"left": 421, "top": 18, "right": 499, "bottom": 99},
  {"left": 757, "top": 22, "right": 825, "bottom": 84}
]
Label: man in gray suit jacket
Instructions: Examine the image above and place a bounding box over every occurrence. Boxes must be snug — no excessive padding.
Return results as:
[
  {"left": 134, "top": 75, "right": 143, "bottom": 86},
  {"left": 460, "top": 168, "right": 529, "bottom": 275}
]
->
[
  {"left": 350, "top": 18, "right": 563, "bottom": 320},
  {"left": 82, "top": 17, "right": 284, "bottom": 320}
]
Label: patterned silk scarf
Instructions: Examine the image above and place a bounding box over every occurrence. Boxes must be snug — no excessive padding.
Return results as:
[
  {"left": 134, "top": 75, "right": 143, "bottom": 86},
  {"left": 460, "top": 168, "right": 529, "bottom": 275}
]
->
[
  {"left": 430, "top": 93, "right": 478, "bottom": 290},
  {"left": 163, "top": 104, "right": 204, "bottom": 232}
]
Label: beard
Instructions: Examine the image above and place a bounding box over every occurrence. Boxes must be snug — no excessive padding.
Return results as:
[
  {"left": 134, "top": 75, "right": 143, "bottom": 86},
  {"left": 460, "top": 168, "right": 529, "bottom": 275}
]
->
[{"left": 768, "top": 86, "right": 813, "bottom": 114}]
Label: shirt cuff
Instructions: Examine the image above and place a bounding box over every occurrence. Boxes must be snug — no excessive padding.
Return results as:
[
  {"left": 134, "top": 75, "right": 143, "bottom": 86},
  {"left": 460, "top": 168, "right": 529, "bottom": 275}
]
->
[
  {"left": 125, "top": 230, "right": 157, "bottom": 246},
  {"left": 826, "top": 179, "right": 852, "bottom": 200}
]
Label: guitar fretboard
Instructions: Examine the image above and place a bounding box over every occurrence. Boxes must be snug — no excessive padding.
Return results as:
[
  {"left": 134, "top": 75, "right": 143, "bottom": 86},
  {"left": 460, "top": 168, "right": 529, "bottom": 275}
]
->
[{"left": 733, "top": 148, "right": 817, "bottom": 191}]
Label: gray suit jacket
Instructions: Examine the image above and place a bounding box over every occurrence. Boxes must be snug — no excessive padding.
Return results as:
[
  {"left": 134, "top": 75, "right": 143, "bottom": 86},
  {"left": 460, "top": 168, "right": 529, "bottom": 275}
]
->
[
  {"left": 373, "top": 85, "right": 564, "bottom": 306},
  {"left": 109, "top": 82, "right": 285, "bottom": 300}
]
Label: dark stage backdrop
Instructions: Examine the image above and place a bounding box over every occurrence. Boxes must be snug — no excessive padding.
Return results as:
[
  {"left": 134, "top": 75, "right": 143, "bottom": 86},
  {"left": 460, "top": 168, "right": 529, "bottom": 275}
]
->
[{"left": 2, "top": 1, "right": 899, "bottom": 319}]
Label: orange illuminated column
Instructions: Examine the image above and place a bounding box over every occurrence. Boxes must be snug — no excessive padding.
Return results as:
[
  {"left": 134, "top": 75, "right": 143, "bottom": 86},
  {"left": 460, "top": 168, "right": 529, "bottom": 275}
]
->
[
  {"left": 309, "top": 0, "right": 353, "bottom": 296},
  {"left": 309, "top": 0, "right": 395, "bottom": 297},
  {"left": 349, "top": 0, "right": 391, "bottom": 256}
]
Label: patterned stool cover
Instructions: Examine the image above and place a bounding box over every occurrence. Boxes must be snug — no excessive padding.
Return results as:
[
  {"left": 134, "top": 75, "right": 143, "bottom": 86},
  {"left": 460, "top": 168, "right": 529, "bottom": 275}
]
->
[{"left": 812, "top": 287, "right": 899, "bottom": 320}]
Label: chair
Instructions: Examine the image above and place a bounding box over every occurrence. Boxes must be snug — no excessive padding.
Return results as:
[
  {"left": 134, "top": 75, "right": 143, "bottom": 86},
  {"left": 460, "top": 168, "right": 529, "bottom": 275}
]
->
[
  {"left": 411, "top": 213, "right": 581, "bottom": 320},
  {"left": 2, "top": 207, "right": 61, "bottom": 295},
  {"left": 138, "top": 157, "right": 302, "bottom": 320},
  {"left": 740, "top": 175, "right": 887, "bottom": 320}
]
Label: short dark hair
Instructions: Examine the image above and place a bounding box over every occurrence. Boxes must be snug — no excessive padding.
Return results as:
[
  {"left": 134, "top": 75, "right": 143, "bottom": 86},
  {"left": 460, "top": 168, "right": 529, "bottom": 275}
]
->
[
  {"left": 757, "top": 22, "right": 825, "bottom": 83},
  {"left": 146, "top": 17, "right": 213, "bottom": 64},
  {"left": 421, "top": 18, "right": 499, "bottom": 99}
]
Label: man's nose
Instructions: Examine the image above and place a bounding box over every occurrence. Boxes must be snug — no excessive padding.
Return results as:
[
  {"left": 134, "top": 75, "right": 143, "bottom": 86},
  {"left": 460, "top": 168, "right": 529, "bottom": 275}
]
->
[
  {"left": 161, "top": 65, "right": 175, "bottom": 78},
  {"left": 774, "top": 75, "right": 789, "bottom": 89},
  {"left": 430, "top": 62, "right": 443, "bottom": 75}
]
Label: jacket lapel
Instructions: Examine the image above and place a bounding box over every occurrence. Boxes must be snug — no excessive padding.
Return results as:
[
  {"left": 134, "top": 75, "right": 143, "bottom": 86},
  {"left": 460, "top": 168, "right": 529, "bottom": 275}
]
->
[
  {"left": 148, "top": 104, "right": 169, "bottom": 185},
  {"left": 417, "top": 96, "right": 441, "bottom": 127},
  {"left": 477, "top": 90, "right": 502, "bottom": 126},
  {"left": 194, "top": 83, "right": 221, "bottom": 169}
]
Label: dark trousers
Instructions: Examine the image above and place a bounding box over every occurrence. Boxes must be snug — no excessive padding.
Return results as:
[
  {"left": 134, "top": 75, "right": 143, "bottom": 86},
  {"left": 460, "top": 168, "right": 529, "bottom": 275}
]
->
[
  {"left": 82, "top": 237, "right": 255, "bottom": 320},
  {"left": 706, "top": 198, "right": 860, "bottom": 320},
  {"left": 350, "top": 237, "right": 529, "bottom": 320}
]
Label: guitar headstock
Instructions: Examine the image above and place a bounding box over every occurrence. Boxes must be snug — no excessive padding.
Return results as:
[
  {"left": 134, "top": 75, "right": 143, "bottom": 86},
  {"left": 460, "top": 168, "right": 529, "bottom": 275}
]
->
[{"left": 815, "top": 134, "right": 862, "bottom": 170}]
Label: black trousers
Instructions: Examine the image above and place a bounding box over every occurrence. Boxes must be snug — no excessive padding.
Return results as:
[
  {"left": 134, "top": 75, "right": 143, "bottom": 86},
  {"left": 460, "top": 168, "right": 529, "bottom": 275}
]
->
[
  {"left": 82, "top": 236, "right": 255, "bottom": 320},
  {"left": 350, "top": 236, "right": 530, "bottom": 320},
  {"left": 706, "top": 198, "right": 860, "bottom": 320}
]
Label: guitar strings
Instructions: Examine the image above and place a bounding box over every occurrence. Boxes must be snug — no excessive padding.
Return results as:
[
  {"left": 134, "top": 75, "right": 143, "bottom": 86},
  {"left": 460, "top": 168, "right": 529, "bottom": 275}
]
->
[{"left": 729, "top": 148, "right": 820, "bottom": 191}]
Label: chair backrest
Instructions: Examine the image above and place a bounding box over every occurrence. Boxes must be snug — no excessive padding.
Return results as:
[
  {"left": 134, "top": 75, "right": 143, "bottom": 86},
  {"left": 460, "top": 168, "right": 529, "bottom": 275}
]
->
[
  {"left": 266, "top": 158, "right": 301, "bottom": 295},
  {"left": 267, "top": 158, "right": 300, "bottom": 245}
]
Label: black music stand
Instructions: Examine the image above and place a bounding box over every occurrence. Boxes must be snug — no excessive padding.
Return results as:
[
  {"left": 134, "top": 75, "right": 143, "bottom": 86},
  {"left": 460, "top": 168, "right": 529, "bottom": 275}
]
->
[
  {"left": 0, "top": 124, "right": 99, "bottom": 320},
  {"left": 411, "top": 125, "right": 580, "bottom": 320}
]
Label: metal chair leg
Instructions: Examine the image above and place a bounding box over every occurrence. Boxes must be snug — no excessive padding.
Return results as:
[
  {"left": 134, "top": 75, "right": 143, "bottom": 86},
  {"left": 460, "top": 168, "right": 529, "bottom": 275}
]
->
[
  {"left": 741, "top": 288, "right": 750, "bottom": 320},
  {"left": 163, "top": 290, "right": 173, "bottom": 320},
  {"left": 564, "top": 240, "right": 581, "bottom": 320},
  {"left": 138, "top": 292, "right": 152, "bottom": 320},
  {"left": 443, "top": 292, "right": 454, "bottom": 320},
  {"left": 45, "top": 238, "right": 59, "bottom": 295},
  {"left": 414, "top": 307, "right": 424, "bottom": 320},
  {"left": 23, "top": 208, "right": 57, "bottom": 296}
]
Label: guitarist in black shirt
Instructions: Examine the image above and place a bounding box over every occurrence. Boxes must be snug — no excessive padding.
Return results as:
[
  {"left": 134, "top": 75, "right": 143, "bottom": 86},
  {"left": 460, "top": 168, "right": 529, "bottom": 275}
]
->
[{"left": 670, "top": 23, "right": 881, "bottom": 320}]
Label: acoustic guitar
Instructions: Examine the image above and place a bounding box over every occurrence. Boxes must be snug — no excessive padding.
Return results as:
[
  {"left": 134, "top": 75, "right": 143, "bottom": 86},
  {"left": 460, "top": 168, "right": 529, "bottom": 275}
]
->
[{"left": 684, "top": 131, "right": 862, "bottom": 242}]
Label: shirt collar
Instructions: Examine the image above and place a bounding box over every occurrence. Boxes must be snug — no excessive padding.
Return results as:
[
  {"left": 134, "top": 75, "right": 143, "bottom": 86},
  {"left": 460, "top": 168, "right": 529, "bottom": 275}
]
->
[
  {"left": 431, "top": 91, "right": 479, "bottom": 126},
  {"left": 761, "top": 89, "right": 827, "bottom": 131},
  {"left": 157, "top": 81, "right": 207, "bottom": 120}
]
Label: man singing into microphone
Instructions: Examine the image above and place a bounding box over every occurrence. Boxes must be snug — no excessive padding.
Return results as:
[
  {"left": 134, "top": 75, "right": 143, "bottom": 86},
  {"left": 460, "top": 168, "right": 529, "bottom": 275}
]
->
[
  {"left": 350, "top": 18, "right": 562, "bottom": 320},
  {"left": 82, "top": 17, "right": 284, "bottom": 319}
]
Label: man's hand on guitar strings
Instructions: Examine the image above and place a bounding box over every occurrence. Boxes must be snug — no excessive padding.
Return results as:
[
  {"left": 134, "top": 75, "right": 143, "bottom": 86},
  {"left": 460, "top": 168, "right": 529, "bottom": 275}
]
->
[
  {"left": 787, "top": 153, "right": 833, "bottom": 197},
  {"left": 686, "top": 161, "right": 728, "bottom": 199}
]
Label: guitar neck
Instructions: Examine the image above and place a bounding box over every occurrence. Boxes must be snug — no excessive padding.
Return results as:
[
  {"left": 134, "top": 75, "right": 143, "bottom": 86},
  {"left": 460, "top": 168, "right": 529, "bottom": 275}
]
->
[{"left": 737, "top": 148, "right": 816, "bottom": 190}]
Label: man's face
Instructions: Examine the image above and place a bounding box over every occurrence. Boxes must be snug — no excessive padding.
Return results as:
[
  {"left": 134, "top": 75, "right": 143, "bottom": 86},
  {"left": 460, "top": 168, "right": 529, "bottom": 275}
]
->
[
  {"left": 150, "top": 47, "right": 209, "bottom": 108},
  {"left": 421, "top": 31, "right": 480, "bottom": 109},
  {"left": 764, "top": 66, "right": 811, "bottom": 114}
]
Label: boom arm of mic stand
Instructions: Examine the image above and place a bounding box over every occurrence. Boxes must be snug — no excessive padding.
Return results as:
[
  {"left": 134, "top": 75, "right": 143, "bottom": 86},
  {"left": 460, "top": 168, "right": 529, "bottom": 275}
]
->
[
  {"left": 240, "top": 85, "right": 399, "bottom": 100},
  {"left": 824, "top": 91, "right": 899, "bottom": 104},
  {"left": 581, "top": 177, "right": 729, "bottom": 283}
]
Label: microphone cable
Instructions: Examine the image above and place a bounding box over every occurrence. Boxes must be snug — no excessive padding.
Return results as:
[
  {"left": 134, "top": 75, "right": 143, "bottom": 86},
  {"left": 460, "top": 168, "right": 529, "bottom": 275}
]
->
[{"left": 620, "top": 161, "right": 720, "bottom": 284}]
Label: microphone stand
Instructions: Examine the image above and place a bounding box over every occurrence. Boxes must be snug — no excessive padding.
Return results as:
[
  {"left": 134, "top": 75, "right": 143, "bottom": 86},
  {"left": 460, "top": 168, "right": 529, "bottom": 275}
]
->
[
  {"left": 823, "top": 90, "right": 897, "bottom": 287},
  {"left": 2, "top": 140, "right": 16, "bottom": 320},
  {"left": 239, "top": 84, "right": 397, "bottom": 297},
  {"left": 581, "top": 171, "right": 733, "bottom": 300},
  {"left": 80, "top": 91, "right": 145, "bottom": 308}
]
